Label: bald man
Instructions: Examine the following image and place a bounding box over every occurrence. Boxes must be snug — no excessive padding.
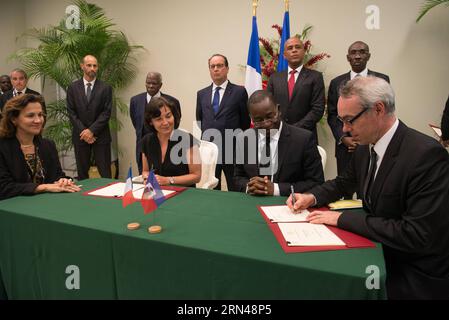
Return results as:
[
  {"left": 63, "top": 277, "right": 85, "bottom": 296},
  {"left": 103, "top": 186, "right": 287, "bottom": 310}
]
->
[
  {"left": 66, "top": 55, "right": 112, "bottom": 180},
  {"left": 130, "top": 72, "right": 181, "bottom": 173},
  {"left": 267, "top": 36, "right": 325, "bottom": 145}
]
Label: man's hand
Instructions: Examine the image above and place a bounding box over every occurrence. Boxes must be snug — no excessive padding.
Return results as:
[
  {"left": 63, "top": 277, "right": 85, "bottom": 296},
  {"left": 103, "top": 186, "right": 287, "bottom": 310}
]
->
[
  {"left": 286, "top": 193, "right": 316, "bottom": 212},
  {"left": 80, "top": 129, "right": 94, "bottom": 143},
  {"left": 341, "top": 136, "right": 358, "bottom": 152},
  {"left": 306, "top": 210, "right": 342, "bottom": 226},
  {"left": 247, "top": 176, "right": 274, "bottom": 196}
]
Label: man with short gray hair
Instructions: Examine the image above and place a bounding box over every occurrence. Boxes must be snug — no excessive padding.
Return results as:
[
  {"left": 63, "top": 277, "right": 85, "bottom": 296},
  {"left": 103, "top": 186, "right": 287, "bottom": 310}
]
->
[
  {"left": 0, "top": 69, "right": 40, "bottom": 112},
  {"left": 288, "top": 76, "right": 449, "bottom": 299}
]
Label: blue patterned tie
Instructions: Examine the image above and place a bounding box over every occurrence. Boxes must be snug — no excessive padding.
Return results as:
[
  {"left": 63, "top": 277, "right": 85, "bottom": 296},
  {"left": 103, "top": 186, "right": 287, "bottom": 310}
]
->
[{"left": 212, "top": 87, "right": 221, "bottom": 114}]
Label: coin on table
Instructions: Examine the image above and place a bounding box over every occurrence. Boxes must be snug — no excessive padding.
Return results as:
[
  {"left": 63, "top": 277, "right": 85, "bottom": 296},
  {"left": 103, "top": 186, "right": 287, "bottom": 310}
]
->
[
  {"left": 127, "top": 222, "right": 140, "bottom": 230},
  {"left": 148, "top": 225, "right": 162, "bottom": 234}
]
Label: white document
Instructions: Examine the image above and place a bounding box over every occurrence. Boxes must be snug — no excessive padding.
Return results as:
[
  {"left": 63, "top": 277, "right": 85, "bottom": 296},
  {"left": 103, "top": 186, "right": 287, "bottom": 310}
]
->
[
  {"left": 87, "top": 182, "right": 175, "bottom": 199},
  {"left": 261, "top": 205, "right": 310, "bottom": 222},
  {"left": 278, "top": 223, "right": 346, "bottom": 246}
]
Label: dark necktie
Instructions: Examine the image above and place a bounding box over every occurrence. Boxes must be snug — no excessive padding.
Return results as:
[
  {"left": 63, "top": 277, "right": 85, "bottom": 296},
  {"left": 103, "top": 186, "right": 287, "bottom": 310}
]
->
[
  {"left": 259, "top": 132, "right": 272, "bottom": 178},
  {"left": 288, "top": 70, "right": 296, "bottom": 100},
  {"left": 363, "top": 148, "right": 377, "bottom": 211},
  {"left": 212, "top": 87, "right": 221, "bottom": 114},
  {"left": 16, "top": 91, "right": 23, "bottom": 96},
  {"left": 86, "top": 83, "right": 92, "bottom": 102}
]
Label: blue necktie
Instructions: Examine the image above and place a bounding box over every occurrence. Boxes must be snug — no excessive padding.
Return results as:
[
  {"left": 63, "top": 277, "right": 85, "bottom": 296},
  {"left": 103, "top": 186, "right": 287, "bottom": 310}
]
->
[{"left": 212, "top": 87, "right": 221, "bottom": 114}]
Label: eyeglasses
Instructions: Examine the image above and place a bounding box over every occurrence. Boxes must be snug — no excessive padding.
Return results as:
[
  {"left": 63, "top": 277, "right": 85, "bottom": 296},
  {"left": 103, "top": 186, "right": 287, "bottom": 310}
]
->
[
  {"left": 252, "top": 111, "right": 279, "bottom": 127},
  {"left": 209, "top": 63, "right": 225, "bottom": 70},
  {"left": 337, "top": 108, "right": 369, "bottom": 126}
]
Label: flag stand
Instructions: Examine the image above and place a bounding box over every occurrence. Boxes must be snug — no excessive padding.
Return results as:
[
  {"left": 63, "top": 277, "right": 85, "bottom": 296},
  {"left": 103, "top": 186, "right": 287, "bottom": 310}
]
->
[{"left": 148, "top": 211, "right": 162, "bottom": 234}]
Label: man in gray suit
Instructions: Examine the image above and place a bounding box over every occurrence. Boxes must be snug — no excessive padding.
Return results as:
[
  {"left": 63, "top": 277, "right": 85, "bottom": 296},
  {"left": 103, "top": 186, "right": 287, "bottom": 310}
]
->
[
  {"left": 67, "top": 55, "right": 112, "bottom": 180},
  {"left": 267, "top": 36, "right": 325, "bottom": 145}
]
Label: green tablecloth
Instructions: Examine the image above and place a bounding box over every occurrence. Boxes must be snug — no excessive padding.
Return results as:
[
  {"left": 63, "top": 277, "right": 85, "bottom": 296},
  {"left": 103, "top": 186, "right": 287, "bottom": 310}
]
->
[{"left": 0, "top": 178, "right": 386, "bottom": 299}]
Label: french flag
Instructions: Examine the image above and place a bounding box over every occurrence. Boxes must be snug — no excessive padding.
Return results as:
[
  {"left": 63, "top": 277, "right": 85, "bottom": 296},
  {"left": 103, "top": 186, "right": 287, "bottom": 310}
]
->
[
  {"left": 141, "top": 170, "right": 166, "bottom": 214},
  {"left": 244, "top": 15, "right": 262, "bottom": 98},
  {"left": 122, "top": 166, "right": 136, "bottom": 207}
]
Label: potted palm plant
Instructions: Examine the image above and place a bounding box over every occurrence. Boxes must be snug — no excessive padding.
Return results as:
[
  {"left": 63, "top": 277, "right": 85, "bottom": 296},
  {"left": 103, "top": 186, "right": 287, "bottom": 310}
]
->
[{"left": 13, "top": 0, "right": 142, "bottom": 178}]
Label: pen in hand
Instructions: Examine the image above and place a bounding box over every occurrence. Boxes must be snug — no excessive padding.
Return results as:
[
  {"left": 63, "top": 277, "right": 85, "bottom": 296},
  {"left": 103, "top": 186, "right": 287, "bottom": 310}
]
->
[{"left": 290, "top": 185, "right": 296, "bottom": 207}]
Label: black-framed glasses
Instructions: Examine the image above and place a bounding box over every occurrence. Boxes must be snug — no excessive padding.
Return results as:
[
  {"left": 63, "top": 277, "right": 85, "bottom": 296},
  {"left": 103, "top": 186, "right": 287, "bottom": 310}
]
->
[
  {"left": 337, "top": 108, "right": 369, "bottom": 126},
  {"left": 252, "top": 110, "right": 279, "bottom": 127}
]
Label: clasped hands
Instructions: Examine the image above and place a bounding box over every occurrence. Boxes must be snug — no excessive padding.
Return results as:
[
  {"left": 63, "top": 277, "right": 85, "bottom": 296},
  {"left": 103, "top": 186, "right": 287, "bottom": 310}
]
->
[
  {"left": 36, "top": 178, "right": 81, "bottom": 194},
  {"left": 285, "top": 192, "right": 342, "bottom": 226},
  {"left": 142, "top": 173, "right": 169, "bottom": 186},
  {"left": 247, "top": 176, "right": 274, "bottom": 196},
  {"left": 80, "top": 129, "right": 96, "bottom": 144}
]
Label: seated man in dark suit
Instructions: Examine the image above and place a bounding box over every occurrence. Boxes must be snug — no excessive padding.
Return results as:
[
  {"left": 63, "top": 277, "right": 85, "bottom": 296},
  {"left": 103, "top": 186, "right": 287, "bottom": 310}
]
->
[
  {"left": 288, "top": 76, "right": 449, "bottom": 299},
  {"left": 327, "top": 41, "right": 390, "bottom": 178},
  {"left": 0, "top": 69, "right": 40, "bottom": 111},
  {"left": 234, "top": 90, "right": 324, "bottom": 196},
  {"left": 130, "top": 71, "right": 181, "bottom": 173}
]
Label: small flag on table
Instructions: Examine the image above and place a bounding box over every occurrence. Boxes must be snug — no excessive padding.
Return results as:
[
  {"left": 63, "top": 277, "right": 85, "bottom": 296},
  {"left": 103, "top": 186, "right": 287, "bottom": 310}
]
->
[
  {"left": 122, "top": 166, "right": 136, "bottom": 208},
  {"left": 141, "top": 170, "right": 166, "bottom": 214}
]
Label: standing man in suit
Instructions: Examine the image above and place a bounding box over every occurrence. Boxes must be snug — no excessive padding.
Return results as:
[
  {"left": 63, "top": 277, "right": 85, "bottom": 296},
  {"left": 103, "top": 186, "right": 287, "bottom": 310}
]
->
[
  {"left": 0, "top": 69, "right": 40, "bottom": 111},
  {"left": 130, "top": 72, "right": 181, "bottom": 174},
  {"left": 288, "top": 76, "right": 449, "bottom": 299},
  {"left": 196, "top": 54, "right": 250, "bottom": 191},
  {"left": 0, "top": 75, "right": 12, "bottom": 95},
  {"left": 67, "top": 55, "right": 112, "bottom": 180},
  {"left": 234, "top": 90, "right": 324, "bottom": 196},
  {"left": 267, "top": 36, "right": 325, "bottom": 144},
  {"left": 327, "top": 41, "right": 390, "bottom": 177}
]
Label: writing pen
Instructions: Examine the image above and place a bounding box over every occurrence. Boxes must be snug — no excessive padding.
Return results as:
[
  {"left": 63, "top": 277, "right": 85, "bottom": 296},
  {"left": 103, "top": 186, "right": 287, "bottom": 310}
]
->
[{"left": 290, "top": 185, "right": 296, "bottom": 207}]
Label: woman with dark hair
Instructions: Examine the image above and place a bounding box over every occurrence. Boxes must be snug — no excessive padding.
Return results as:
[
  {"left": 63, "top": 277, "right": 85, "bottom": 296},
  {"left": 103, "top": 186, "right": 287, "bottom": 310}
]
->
[
  {"left": 0, "top": 94, "right": 80, "bottom": 200},
  {"left": 141, "top": 96, "right": 201, "bottom": 187}
]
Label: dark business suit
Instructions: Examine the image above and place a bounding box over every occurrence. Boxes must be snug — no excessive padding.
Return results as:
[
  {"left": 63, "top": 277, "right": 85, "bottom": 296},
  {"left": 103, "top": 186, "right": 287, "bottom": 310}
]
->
[
  {"left": 196, "top": 81, "right": 250, "bottom": 191},
  {"left": 308, "top": 121, "right": 449, "bottom": 299},
  {"left": 0, "top": 136, "right": 67, "bottom": 200},
  {"left": 440, "top": 95, "right": 449, "bottom": 141},
  {"left": 267, "top": 67, "right": 325, "bottom": 144},
  {"left": 234, "top": 123, "right": 324, "bottom": 196},
  {"left": 66, "top": 78, "right": 112, "bottom": 180},
  {"left": 0, "top": 88, "right": 41, "bottom": 111},
  {"left": 130, "top": 92, "right": 181, "bottom": 173},
  {"left": 327, "top": 70, "right": 390, "bottom": 176}
]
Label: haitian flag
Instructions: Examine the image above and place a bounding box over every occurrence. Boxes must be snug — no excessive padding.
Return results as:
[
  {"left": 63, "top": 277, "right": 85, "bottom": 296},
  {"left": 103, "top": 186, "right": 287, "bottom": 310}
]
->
[
  {"left": 141, "top": 170, "right": 166, "bottom": 214},
  {"left": 122, "top": 166, "right": 136, "bottom": 207}
]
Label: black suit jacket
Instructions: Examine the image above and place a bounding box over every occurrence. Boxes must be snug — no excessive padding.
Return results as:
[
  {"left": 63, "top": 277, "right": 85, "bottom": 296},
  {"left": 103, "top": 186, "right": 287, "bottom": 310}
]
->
[
  {"left": 233, "top": 123, "right": 324, "bottom": 196},
  {"left": 327, "top": 70, "right": 390, "bottom": 156},
  {"left": 309, "top": 121, "right": 449, "bottom": 299},
  {"left": 66, "top": 79, "right": 112, "bottom": 145},
  {"left": 0, "top": 136, "right": 67, "bottom": 200},
  {"left": 440, "top": 95, "right": 449, "bottom": 140},
  {"left": 0, "top": 88, "right": 41, "bottom": 111},
  {"left": 267, "top": 67, "right": 325, "bottom": 142},
  {"left": 196, "top": 81, "right": 250, "bottom": 134}
]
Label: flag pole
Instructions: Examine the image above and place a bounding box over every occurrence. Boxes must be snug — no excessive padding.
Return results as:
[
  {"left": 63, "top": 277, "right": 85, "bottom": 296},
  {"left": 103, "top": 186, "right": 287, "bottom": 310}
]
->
[{"left": 252, "top": 0, "right": 259, "bottom": 16}]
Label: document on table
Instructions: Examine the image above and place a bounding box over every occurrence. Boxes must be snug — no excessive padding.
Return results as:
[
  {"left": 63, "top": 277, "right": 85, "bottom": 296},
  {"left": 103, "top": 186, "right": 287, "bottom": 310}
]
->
[
  {"left": 87, "top": 182, "right": 175, "bottom": 199},
  {"left": 278, "top": 223, "right": 346, "bottom": 246},
  {"left": 261, "top": 205, "right": 310, "bottom": 222}
]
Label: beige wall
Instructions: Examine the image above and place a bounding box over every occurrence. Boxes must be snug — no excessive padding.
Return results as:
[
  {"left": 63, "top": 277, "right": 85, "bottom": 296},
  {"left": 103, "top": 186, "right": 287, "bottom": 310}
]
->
[{"left": 2, "top": 0, "right": 448, "bottom": 180}]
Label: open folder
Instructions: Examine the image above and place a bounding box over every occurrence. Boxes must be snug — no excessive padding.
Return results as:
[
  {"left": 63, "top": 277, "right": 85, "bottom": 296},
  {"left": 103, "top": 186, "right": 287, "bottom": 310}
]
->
[
  {"left": 83, "top": 182, "right": 186, "bottom": 200},
  {"left": 258, "top": 205, "right": 375, "bottom": 253}
]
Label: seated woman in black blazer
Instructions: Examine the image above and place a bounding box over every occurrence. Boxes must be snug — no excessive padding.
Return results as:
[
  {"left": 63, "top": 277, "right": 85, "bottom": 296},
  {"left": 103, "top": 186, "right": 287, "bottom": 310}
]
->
[
  {"left": 0, "top": 94, "right": 80, "bottom": 200},
  {"left": 141, "top": 96, "right": 201, "bottom": 187}
]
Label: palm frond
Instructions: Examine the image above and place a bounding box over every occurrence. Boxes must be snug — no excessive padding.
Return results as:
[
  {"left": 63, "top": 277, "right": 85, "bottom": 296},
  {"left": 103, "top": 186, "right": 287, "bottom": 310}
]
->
[{"left": 416, "top": 0, "right": 449, "bottom": 22}]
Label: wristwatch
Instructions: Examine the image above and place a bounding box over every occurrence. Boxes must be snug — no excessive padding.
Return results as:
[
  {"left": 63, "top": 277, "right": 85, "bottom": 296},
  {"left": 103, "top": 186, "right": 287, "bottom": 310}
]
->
[{"left": 169, "top": 177, "right": 175, "bottom": 185}]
